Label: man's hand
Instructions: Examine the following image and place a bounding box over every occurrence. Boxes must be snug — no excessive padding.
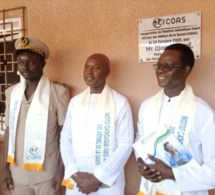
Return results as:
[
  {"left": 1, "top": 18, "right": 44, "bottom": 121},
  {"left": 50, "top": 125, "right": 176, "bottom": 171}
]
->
[
  {"left": 71, "top": 172, "right": 83, "bottom": 186},
  {"left": 1, "top": 167, "right": 14, "bottom": 192},
  {"left": 52, "top": 169, "right": 64, "bottom": 193},
  {"left": 138, "top": 157, "right": 161, "bottom": 182},
  {"left": 73, "top": 172, "right": 101, "bottom": 194},
  {"left": 137, "top": 154, "right": 175, "bottom": 183}
]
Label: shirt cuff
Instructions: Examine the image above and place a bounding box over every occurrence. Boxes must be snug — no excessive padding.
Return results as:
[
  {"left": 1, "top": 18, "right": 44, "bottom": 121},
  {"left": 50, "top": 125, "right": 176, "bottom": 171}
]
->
[
  {"left": 94, "top": 167, "right": 114, "bottom": 186},
  {"left": 64, "top": 164, "right": 79, "bottom": 179}
]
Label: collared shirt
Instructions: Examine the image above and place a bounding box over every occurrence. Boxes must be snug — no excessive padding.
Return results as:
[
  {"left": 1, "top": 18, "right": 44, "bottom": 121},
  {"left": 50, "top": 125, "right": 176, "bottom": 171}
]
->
[
  {"left": 60, "top": 89, "right": 134, "bottom": 195},
  {"left": 5, "top": 81, "right": 70, "bottom": 185},
  {"left": 136, "top": 94, "right": 215, "bottom": 195},
  {"left": 169, "top": 150, "right": 192, "bottom": 167}
]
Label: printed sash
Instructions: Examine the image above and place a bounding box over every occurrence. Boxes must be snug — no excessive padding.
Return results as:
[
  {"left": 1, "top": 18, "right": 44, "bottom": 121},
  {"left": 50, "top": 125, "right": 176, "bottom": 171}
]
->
[
  {"left": 62, "top": 84, "right": 115, "bottom": 190},
  {"left": 138, "top": 85, "right": 198, "bottom": 195},
  {"left": 7, "top": 75, "right": 50, "bottom": 171}
]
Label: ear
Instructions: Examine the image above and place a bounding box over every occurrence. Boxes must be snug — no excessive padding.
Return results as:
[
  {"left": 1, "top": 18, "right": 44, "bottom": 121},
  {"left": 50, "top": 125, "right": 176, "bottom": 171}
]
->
[
  {"left": 106, "top": 67, "right": 110, "bottom": 76},
  {"left": 42, "top": 61, "right": 46, "bottom": 68},
  {"left": 183, "top": 66, "right": 191, "bottom": 77}
]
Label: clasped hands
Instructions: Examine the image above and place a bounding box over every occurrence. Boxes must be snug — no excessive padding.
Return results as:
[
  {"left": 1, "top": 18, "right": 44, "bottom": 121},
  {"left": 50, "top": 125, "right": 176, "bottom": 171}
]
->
[
  {"left": 137, "top": 154, "right": 175, "bottom": 183},
  {"left": 72, "top": 172, "right": 101, "bottom": 194}
]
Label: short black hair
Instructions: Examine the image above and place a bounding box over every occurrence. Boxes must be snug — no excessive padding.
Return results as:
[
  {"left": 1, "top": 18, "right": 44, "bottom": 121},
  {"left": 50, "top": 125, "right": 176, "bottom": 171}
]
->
[
  {"left": 165, "top": 43, "right": 195, "bottom": 70},
  {"left": 163, "top": 142, "right": 170, "bottom": 152}
]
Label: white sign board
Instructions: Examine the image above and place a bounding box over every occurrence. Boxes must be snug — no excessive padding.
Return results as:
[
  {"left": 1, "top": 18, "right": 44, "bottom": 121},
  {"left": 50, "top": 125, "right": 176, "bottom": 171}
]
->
[
  {"left": 0, "top": 18, "right": 22, "bottom": 41},
  {"left": 139, "top": 12, "right": 201, "bottom": 62}
]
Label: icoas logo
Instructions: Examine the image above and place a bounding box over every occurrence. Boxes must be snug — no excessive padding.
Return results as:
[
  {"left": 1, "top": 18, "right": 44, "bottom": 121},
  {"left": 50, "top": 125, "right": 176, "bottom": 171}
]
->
[
  {"left": 141, "top": 138, "right": 146, "bottom": 144},
  {"left": 153, "top": 18, "right": 162, "bottom": 28},
  {"left": 30, "top": 147, "right": 39, "bottom": 155}
]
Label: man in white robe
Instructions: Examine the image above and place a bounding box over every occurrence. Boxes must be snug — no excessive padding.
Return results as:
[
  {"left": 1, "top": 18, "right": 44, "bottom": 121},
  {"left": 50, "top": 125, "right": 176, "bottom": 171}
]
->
[
  {"left": 136, "top": 43, "right": 215, "bottom": 195},
  {"left": 60, "top": 53, "right": 134, "bottom": 195}
]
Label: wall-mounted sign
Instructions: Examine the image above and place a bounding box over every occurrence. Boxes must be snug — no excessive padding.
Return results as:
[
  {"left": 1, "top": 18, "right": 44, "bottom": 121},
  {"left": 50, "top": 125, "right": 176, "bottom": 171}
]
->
[
  {"left": 0, "top": 18, "right": 22, "bottom": 41},
  {"left": 139, "top": 12, "right": 201, "bottom": 62}
]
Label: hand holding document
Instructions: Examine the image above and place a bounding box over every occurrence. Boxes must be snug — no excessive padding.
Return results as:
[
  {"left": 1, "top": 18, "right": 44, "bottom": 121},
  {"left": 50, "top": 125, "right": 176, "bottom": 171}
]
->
[
  {"left": 133, "top": 125, "right": 200, "bottom": 193},
  {"left": 133, "top": 125, "right": 197, "bottom": 168}
]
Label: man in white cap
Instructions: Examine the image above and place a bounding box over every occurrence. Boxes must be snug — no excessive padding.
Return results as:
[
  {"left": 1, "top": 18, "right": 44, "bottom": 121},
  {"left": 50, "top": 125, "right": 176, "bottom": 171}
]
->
[
  {"left": 60, "top": 53, "right": 134, "bottom": 195},
  {"left": 1, "top": 37, "right": 70, "bottom": 195}
]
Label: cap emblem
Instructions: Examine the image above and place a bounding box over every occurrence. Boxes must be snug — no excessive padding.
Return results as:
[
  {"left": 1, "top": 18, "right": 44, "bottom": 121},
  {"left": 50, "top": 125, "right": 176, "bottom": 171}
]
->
[{"left": 21, "top": 37, "right": 29, "bottom": 46}]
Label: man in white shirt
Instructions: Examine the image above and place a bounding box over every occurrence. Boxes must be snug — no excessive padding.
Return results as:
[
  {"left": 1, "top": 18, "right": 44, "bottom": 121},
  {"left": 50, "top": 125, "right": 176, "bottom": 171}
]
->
[
  {"left": 60, "top": 53, "right": 134, "bottom": 195},
  {"left": 136, "top": 43, "right": 215, "bottom": 195}
]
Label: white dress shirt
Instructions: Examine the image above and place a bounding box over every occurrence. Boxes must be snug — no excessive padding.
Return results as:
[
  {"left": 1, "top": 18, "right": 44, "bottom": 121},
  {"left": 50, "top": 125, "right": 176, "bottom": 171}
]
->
[
  {"left": 136, "top": 94, "right": 215, "bottom": 195},
  {"left": 61, "top": 89, "right": 134, "bottom": 195}
]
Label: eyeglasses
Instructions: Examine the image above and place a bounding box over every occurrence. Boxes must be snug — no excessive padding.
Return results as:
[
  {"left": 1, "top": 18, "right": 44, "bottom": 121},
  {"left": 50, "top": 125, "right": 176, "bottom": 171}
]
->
[{"left": 153, "top": 64, "right": 183, "bottom": 71}]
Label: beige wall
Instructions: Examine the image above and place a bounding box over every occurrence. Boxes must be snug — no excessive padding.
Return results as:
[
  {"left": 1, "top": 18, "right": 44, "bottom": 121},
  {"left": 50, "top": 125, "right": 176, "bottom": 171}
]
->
[{"left": 1, "top": 0, "right": 215, "bottom": 195}]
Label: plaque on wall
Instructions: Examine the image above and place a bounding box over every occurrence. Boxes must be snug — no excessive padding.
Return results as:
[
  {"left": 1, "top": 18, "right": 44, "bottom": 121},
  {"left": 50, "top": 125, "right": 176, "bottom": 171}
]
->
[{"left": 139, "top": 12, "right": 201, "bottom": 62}]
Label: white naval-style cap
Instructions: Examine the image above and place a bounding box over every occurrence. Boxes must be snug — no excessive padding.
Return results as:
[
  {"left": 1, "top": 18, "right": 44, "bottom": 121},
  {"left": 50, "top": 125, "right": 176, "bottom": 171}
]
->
[{"left": 15, "top": 36, "right": 50, "bottom": 60}]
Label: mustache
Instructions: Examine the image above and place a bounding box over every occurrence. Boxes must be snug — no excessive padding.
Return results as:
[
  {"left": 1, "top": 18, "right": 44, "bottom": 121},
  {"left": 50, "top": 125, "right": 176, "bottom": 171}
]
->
[{"left": 22, "top": 70, "right": 32, "bottom": 73}]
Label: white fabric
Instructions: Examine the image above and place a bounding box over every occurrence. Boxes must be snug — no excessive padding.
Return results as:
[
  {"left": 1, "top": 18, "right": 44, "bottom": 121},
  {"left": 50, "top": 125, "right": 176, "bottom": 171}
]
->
[
  {"left": 136, "top": 87, "right": 215, "bottom": 195},
  {"left": 72, "top": 85, "right": 115, "bottom": 171},
  {"left": 60, "top": 88, "right": 134, "bottom": 195},
  {"left": 8, "top": 75, "right": 50, "bottom": 169},
  {"left": 138, "top": 85, "right": 198, "bottom": 194}
]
